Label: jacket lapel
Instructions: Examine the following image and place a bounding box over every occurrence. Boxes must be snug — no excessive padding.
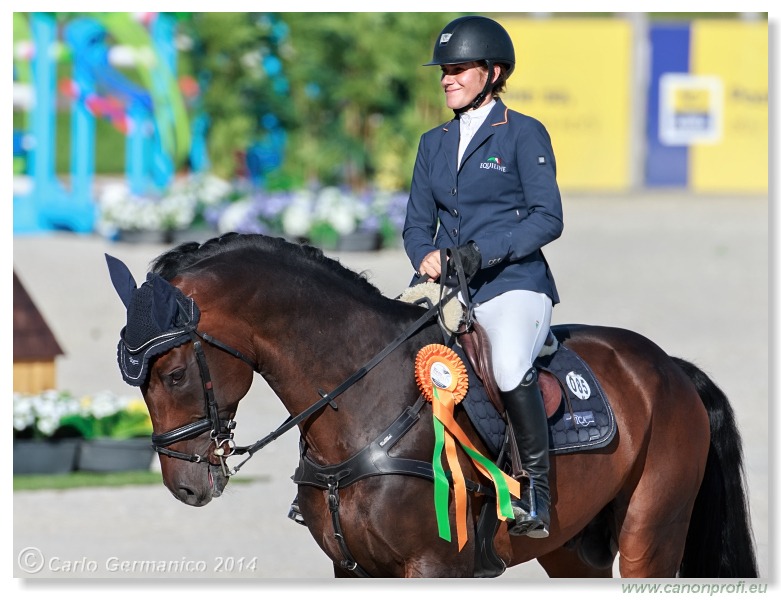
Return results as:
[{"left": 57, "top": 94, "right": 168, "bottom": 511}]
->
[{"left": 441, "top": 120, "right": 459, "bottom": 180}]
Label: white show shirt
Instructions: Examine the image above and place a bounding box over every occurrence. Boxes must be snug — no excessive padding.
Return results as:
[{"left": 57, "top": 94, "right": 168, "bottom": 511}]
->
[{"left": 457, "top": 99, "right": 496, "bottom": 169}]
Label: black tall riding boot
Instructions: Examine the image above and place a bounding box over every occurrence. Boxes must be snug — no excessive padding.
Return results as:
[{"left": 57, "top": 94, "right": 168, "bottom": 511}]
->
[{"left": 502, "top": 368, "right": 551, "bottom": 538}]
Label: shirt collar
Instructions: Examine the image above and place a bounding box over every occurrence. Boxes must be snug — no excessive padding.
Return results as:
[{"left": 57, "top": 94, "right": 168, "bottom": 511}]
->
[{"left": 459, "top": 99, "right": 496, "bottom": 126}]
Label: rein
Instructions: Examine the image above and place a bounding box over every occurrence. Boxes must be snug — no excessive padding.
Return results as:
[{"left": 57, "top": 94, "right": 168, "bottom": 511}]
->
[
  {"left": 151, "top": 285, "right": 459, "bottom": 477},
  {"left": 227, "top": 292, "right": 451, "bottom": 474},
  {"left": 149, "top": 251, "right": 485, "bottom": 577},
  {"left": 229, "top": 250, "right": 476, "bottom": 473}
]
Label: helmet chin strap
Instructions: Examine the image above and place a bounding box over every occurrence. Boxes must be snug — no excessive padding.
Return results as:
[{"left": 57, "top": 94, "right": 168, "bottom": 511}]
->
[{"left": 453, "top": 60, "right": 495, "bottom": 117}]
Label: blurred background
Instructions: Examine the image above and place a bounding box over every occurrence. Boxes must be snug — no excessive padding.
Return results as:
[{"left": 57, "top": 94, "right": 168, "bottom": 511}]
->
[
  {"left": 11, "top": 11, "right": 770, "bottom": 583},
  {"left": 12, "top": 12, "right": 768, "bottom": 245}
]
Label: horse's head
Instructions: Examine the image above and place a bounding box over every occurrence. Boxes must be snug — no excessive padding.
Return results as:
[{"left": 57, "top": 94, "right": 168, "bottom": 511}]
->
[{"left": 106, "top": 254, "right": 254, "bottom": 506}]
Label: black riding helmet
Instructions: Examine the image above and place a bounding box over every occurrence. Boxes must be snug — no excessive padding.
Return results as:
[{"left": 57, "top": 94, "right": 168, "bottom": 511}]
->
[{"left": 424, "top": 15, "right": 516, "bottom": 114}]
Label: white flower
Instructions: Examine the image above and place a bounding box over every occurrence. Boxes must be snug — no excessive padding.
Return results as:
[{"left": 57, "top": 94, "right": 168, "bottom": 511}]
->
[
  {"left": 13, "top": 389, "right": 144, "bottom": 438},
  {"left": 218, "top": 198, "right": 253, "bottom": 233},
  {"left": 282, "top": 193, "right": 315, "bottom": 237},
  {"left": 159, "top": 193, "right": 197, "bottom": 229},
  {"left": 13, "top": 393, "right": 35, "bottom": 431},
  {"left": 312, "top": 187, "right": 360, "bottom": 235},
  {"left": 198, "top": 175, "right": 232, "bottom": 206},
  {"left": 87, "top": 391, "right": 123, "bottom": 419},
  {"left": 329, "top": 204, "right": 357, "bottom": 235}
]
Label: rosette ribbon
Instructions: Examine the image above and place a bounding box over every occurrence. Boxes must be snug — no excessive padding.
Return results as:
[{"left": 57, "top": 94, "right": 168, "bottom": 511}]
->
[{"left": 415, "top": 344, "right": 520, "bottom": 550}]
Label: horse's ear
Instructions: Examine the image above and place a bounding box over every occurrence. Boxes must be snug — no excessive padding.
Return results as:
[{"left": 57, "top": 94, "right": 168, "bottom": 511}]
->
[
  {"left": 150, "top": 275, "right": 180, "bottom": 331},
  {"left": 105, "top": 254, "right": 137, "bottom": 309}
]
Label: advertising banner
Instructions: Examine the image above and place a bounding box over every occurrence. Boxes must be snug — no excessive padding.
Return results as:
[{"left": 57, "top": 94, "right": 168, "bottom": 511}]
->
[
  {"left": 646, "top": 20, "right": 767, "bottom": 193},
  {"left": 498, "top": 18, "right": 633, "bottom": 192}
]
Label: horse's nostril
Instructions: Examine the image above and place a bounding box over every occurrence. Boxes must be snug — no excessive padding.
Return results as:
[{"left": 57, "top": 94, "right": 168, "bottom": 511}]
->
[
  {"left": 177, "top": 485, "right": 200, "bottom": 505},
  {"left": 178, "top": 485, "right": 194, "bottom": 498}
]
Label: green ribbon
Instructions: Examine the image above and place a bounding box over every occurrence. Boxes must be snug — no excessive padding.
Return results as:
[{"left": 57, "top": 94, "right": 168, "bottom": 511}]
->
[
  {"left": 429, "top": 383, "right": 516, "bottom": 543},
  {"left": 431, "top": 414, "right": 452, "bottom": 542},
  {"left": 461, "top": 444, "right": 514, "bottom": 520},
  {"left": 430, "top": 418, "right": 515, "bottom": 543}
]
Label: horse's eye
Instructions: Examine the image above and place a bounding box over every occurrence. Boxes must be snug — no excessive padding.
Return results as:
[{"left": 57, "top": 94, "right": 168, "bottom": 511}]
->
[{"left": 168, "top": 369, "right": 186, "bottom": 385}]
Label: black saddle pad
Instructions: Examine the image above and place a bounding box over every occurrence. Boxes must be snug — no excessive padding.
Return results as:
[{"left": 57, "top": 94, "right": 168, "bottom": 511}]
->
[{"left": 452, "top": 338, "right": 617, "bottom": 458}]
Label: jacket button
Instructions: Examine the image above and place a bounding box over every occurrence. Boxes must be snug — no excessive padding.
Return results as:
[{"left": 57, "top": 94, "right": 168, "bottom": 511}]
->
[
  {"left": 452, "top": 209, "right": 459, "bottom": 217},
  {"left": 452, "top": 228, "right": 458, "bottom": 236},
  {"left": 450, "top": 188, "right": 457, "bottom": 195}
]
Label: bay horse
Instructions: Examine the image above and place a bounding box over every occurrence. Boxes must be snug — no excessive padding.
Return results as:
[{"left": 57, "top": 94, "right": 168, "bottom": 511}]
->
[{"left": 106, "top": 232, "right": 757, "bottom": 578}]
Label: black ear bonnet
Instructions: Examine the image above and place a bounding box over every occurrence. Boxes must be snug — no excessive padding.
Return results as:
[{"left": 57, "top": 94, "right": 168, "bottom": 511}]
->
[{"left": 106, "top": 254, "right": 200, "bottom": 386}]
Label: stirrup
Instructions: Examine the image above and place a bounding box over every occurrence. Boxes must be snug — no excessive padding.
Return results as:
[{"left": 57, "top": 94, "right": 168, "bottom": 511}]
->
[
  {"left": 509, "top": 518, "right": 549, "bottom": 538},
  {"left": 288, "top": 500, "right": 306, "bottom": 526},
  {"left": 508, "top": 482, "right": 550, "bottom": 539},
  {"left": 509, "top": 501, "right": 549, "bottom": 538}
]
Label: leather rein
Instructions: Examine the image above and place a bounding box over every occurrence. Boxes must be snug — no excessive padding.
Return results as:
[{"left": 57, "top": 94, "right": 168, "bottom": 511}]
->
[
  {"left": 151, "top": 250, "right": 489, "bottom": 577},
  {"left": 150, "top": 284, "right": 457, "bottom": 477}
]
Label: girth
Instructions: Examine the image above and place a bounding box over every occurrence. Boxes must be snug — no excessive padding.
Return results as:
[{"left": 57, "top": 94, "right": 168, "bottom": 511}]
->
[{"left": 293, "top": 395, "right": 501, "bottom": 577}]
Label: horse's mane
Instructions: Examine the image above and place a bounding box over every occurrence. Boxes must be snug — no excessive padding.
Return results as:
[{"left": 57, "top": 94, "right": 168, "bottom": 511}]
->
[{"left": 149, "top": 232, "right": 385, "bottom": 298}]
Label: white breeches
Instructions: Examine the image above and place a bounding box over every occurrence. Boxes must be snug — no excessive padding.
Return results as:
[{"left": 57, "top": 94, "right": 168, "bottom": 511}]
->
[{"left": 471, "top": 290, "right": 553, "bottom": 391}]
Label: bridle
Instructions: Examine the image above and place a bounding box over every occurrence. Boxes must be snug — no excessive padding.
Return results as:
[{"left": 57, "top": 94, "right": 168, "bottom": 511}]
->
[
  {"left": 149, "top": 290, "right": 458, "bottom": 478},
  {"left": 150, "top": 330, "right": 258, "bottom": 476},
  {"left": 149, "top": 248, "right": 473, "bottom": 479}
]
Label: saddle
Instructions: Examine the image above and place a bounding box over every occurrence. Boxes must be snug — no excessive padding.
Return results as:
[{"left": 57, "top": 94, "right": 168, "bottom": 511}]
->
[
  {"left": 456, "top": 320, "right": 616, "bottom": 577},
  {"left": 459, "top": 322, "right": 563, "bottom": 419},
  {"left": 455, "top": 321, "right": 616, "bottom": 461},
  {"left": 398, "top": 281, "right": 615, "bottom": 459}
]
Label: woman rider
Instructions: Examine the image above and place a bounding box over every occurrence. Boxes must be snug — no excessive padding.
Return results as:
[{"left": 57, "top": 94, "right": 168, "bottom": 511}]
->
[{"left": 403, "top": 15, "right": 564, "bottom": 538}]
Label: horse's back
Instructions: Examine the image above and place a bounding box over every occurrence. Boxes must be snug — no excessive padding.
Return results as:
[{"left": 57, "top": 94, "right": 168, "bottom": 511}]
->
[
  {"left": 506, "top": 323, "right": 711, "bottom": 576},
  {"left": 552, "top": 323, "right": 705, "bottom": 413},
  {"left": 551, "top": 322, "right": 709, "bottom": 457}
]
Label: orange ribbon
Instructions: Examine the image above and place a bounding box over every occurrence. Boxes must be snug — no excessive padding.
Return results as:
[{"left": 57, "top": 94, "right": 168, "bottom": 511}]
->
[{"left": 415, "top": 344, "right": 520, "bottom": 550}]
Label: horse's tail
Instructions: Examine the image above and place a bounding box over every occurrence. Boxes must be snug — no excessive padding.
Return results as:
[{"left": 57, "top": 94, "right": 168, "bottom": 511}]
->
[{"left": 672, "top": 357, "right": 758, "bottom": 577}]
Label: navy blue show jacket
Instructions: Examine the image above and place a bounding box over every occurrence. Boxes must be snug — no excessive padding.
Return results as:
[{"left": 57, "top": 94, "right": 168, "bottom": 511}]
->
[{"left": 403, "top": 99, "right": 563, "bottom": 305}]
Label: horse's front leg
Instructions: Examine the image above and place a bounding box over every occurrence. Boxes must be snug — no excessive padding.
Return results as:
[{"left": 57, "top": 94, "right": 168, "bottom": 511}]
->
[{"left": 336, "top": 478, "right": 477, "bottom": 577}]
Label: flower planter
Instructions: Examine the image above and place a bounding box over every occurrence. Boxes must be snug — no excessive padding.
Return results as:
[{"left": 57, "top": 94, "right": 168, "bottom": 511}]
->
[
  {"left": 337, "top": 231, "right": 382, "bottom": 252},
  {"left": 13, "top": 439, "right": 79, "bottom": 475},
  {"left": 76, "top": 438, "right": 155, "bottom": 473},
  {"left": 163, "top": 227, "right": 216, "bottom": 245},
  {"left": 117, "top": 229, "right": 166, "bottom": 244}
]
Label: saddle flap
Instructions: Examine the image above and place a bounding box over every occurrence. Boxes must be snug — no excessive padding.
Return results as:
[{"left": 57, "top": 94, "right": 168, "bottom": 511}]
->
[
  {"left": 459, "top": 322, "right": 504, "bottom": 415},
  {"left": 458, "top": 323, "right": 562, "bottom": 418}
]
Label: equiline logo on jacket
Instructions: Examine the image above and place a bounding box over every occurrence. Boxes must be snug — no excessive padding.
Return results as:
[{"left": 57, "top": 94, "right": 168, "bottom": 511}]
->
[{"left": 480, "top": 156, "right": 507, "bottom": 172}]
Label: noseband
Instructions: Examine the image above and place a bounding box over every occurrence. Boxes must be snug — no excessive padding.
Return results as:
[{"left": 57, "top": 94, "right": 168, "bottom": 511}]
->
[{"left": 150, "top": 330, "right": 258, "bottom": 476}]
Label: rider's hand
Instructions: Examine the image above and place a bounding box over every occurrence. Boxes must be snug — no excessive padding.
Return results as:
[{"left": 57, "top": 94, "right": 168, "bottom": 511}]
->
[{"left": 418, "top": 250, "right": 443, "bottom": 280}]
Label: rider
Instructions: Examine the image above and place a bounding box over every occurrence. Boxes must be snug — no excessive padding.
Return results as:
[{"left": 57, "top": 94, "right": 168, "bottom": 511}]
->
[{"left": 403, "top": 15, "right": 564, "bottom": 538}]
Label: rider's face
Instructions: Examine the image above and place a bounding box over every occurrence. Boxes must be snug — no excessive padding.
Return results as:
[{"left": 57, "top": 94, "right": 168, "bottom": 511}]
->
[{"left": 440, "top": 62, "right": 491, "bottom": 110}]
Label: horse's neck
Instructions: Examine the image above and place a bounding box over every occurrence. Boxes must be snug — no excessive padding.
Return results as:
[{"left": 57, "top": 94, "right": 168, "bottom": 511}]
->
[{"left": 259, "top": 297, "right": 430, "bottom": 464}]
